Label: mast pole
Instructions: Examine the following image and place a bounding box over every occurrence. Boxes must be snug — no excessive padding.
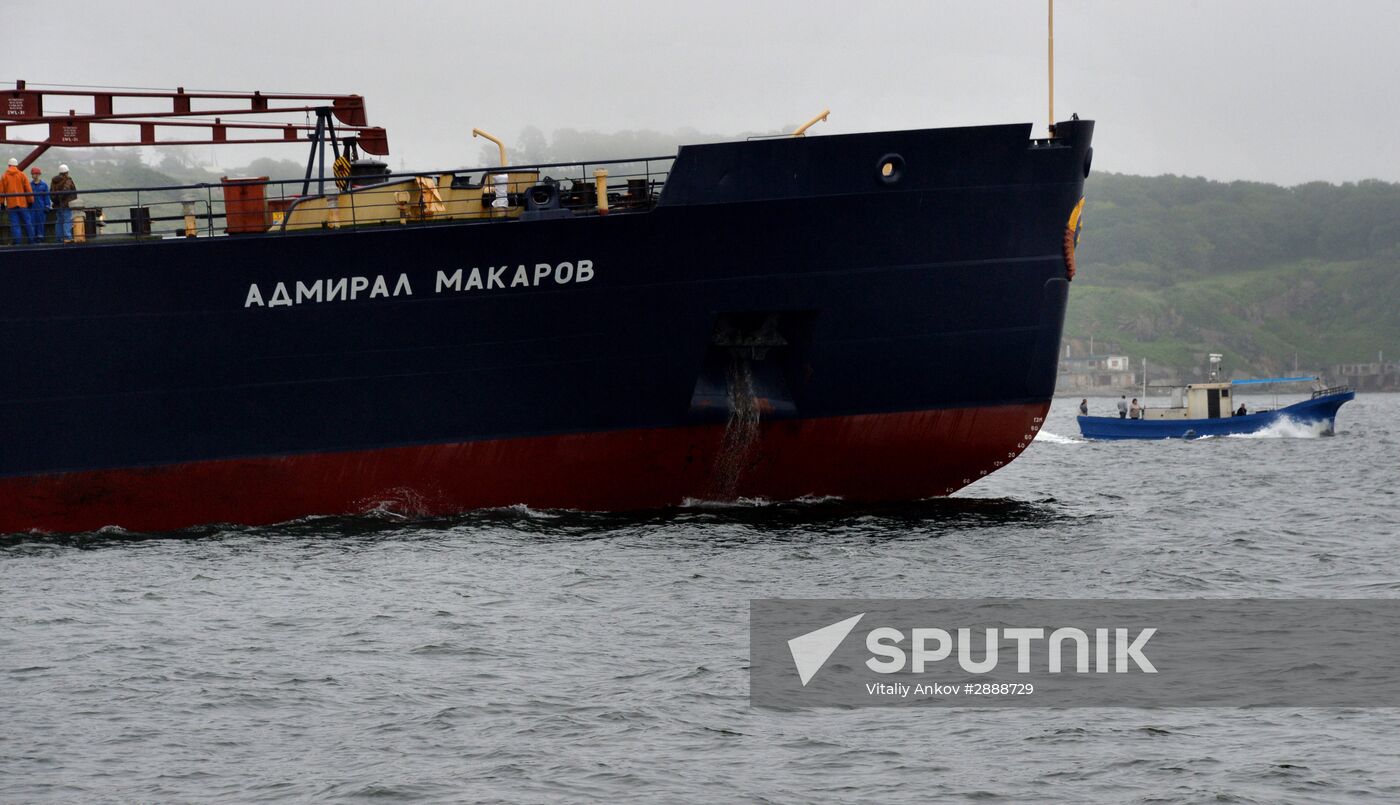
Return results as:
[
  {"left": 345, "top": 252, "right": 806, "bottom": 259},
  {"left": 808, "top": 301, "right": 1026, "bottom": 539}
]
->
[{"left": 1048, "top": 0, "right": 1055, "bottom": 136}]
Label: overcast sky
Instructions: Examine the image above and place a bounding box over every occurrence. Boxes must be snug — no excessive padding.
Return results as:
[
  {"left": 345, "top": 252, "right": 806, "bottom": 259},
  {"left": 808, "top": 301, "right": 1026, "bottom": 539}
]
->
[{"left": 5, "top": 0, "right": 1399, "bottom": 184}]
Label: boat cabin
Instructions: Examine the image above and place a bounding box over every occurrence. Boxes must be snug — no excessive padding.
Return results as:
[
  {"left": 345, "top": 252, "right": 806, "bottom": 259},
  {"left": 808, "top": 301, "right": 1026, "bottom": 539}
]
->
[{"left": 1141, "top": 382, "right": 1234, "bottom": 420}]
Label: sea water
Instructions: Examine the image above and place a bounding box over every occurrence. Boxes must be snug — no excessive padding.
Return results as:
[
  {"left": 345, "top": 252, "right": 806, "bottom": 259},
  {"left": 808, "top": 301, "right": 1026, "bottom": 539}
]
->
[{"left": 3, "top": 394, "right": 1399, "bottom": 802}]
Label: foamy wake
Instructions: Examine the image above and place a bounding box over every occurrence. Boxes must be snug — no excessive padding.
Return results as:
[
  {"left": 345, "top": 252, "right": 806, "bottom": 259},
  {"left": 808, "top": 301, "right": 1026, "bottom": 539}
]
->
[
  {"left": 679, "top": 495, "right": 841, "bottom": 509},
  {"left": 1033, "top": 430, "right": 1085, "bottom": 444},
  {"left": 1224, "top": 416, "right": 1332, "bottom": 439},
  {"left": 353, "top": 487, "right": 432, "bottom": 518},
  {"left": 485, "top": 503, "right": 560, "bottom": 519}
]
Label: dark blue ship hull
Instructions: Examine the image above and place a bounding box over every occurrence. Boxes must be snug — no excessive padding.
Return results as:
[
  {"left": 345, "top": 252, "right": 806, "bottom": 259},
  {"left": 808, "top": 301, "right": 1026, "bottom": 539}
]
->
[{"left": 0, "top": 120, "right": 1094, "bottom": 531}]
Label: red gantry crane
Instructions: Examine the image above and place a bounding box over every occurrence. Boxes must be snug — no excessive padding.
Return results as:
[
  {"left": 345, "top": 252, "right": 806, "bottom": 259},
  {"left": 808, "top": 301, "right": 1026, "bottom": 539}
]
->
[{"left": 0, "top": 80, "right": 390, "bottom": 194}]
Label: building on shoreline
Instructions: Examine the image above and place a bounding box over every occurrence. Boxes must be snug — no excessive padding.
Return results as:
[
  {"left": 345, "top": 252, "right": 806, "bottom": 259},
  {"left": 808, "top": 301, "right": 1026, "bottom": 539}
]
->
[
  {"left": 1057, "top": 352, "right": 1137, "bottom": 392},
  {"left": 1330, "top": 361, "right": 1400, "bottom": 392}
]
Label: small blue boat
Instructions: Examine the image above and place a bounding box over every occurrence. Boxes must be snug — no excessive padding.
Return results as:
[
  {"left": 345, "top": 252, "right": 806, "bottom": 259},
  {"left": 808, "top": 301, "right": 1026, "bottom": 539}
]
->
[{"left": 1078, "top": 377, "right": 1355, "bottom": 440}]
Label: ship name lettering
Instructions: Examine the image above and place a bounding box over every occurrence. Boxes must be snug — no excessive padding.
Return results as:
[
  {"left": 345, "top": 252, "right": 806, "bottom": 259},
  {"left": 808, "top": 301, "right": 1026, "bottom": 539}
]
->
[
  {"left": 244, "top": 272, "right": 415, "bottom": 308},
  {"left": 434, "top": 259, "right": 594, "bottom": 294},
  {"left": 246, "top": 260, "right": 589, "bottom": 309},
  {"left": 296, "top": 281, "right": 322, "bottom": 303}
]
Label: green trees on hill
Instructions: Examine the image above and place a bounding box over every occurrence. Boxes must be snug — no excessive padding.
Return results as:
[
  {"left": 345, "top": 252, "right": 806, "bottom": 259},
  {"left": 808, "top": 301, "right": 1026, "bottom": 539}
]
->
[
  {"left": 1070, "top": 173, "right": 1400, "bottom": 375},
  {"left": 1079, "top": 174, "right": 1400, "bottom": 282}
]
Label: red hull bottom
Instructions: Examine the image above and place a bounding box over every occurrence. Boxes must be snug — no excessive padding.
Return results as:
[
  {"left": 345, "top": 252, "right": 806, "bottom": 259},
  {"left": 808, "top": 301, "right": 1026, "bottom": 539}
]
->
[{"left": 0, "top": 403, "right": 1048, "bottom": 533}]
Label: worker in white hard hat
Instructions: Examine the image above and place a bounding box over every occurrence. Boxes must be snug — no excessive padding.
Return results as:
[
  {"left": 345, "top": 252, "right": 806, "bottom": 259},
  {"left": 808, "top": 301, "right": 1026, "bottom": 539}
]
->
[{"left": 50, "top": 164, "right": 78, "bottom": 242}]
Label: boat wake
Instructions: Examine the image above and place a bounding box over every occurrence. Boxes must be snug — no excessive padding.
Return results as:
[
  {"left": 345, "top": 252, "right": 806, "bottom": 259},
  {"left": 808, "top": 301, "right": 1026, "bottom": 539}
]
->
[
  {"left": 352, "top": 487, "right": 434, "bottom": 518},
  {"left": 680, "top": 495, "right": 842, "bottom": 509},
  {"left": 1033, "top": 430, "right": 1085, "bottom": 444},
  {"left": 1225, "top": 416, "right": 1331, "bottom": 439}
]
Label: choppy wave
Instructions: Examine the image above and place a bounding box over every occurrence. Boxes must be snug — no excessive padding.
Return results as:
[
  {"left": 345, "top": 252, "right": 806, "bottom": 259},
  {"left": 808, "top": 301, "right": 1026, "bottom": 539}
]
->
[{"left": 2, "top": 395, "right": 1395, "bottom": 803}]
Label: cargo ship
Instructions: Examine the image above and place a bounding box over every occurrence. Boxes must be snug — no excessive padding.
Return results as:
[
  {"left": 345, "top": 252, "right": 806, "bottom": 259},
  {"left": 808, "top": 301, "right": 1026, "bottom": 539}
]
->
[{"left": 0, "top": 81, "right": 1093, "bottom": 532}]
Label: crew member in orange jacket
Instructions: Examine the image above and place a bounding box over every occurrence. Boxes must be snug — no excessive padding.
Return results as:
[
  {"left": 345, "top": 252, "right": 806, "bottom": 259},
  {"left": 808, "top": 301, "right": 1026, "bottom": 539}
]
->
[{"left": 2, "top": 158, "right": 36, "bottom": 244}]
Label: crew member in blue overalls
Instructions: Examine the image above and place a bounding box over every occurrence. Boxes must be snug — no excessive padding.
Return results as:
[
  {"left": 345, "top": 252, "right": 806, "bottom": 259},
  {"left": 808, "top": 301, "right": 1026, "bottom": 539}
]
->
[{"left": 28, "top": 167, "right": 51, "bottom": 243}]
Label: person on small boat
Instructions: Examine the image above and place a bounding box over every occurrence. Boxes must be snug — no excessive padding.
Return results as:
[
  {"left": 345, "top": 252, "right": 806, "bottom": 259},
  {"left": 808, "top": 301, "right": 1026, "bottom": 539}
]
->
[
  {"left": 1117, "top": 396, "right": 1128, "bottom": 419},
  {"left": 1129, "top": 398, "right": 1141, "bottom": 419},
  {"left": 1235, "top": 403, "right": 1247, "bottom": 416},
  {"left": 1079, "top": 399, "right": 1088, "bottom": 415}
]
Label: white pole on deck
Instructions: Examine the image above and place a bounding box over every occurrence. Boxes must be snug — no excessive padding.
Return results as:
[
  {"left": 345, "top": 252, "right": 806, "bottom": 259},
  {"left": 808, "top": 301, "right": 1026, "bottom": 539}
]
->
[{"left": 1048, "top": 0, "right": 1055, "bottom": 136}]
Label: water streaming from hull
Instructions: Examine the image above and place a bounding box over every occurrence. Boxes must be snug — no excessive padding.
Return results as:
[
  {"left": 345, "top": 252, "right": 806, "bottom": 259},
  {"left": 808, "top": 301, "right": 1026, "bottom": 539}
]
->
[{"left": 711, "top": 358, "right": 761, "bottom": 498}]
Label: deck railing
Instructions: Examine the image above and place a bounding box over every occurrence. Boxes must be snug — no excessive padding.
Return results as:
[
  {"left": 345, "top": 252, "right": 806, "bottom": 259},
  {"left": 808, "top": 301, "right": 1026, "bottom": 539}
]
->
[
  {"left": 0, "top": 155, "right": 674, "bottom": 247},
  {"left": 1312, "top": 385, "right": 1352, "bottom": 399}
]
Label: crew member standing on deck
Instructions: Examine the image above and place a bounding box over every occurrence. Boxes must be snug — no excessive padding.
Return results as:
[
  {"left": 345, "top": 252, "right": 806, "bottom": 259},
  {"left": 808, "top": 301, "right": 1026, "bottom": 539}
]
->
[
  {"left": 29, "top": 167, "right": 51, "bottom": 243},
  {"left": 2, "top": 158, "right": 35, "bottom": 244},
  {"left": 1117, "top": 395, "right": 1128, "bottom": 419},
  {"left": 49, "top": 165, "right": 77, "bottom": 243},
  {"left": 1079, "top": 398, "right": 1088, "bottom": 416},
  {"left": 1129, "top": 398, "right": 1141, "bottom": 419}
]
